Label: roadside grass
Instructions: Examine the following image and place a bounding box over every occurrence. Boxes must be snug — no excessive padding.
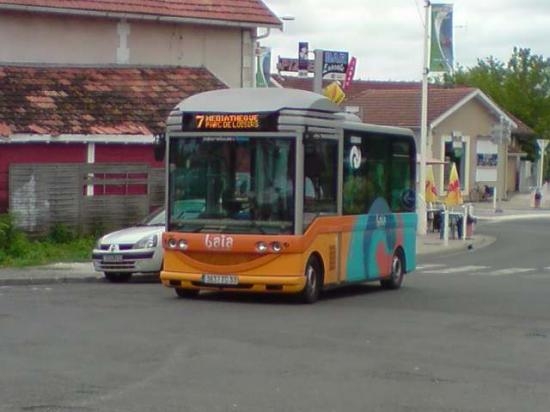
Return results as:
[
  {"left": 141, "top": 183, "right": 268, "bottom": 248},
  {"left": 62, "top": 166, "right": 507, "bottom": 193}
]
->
[{"left": 0, "top": 214, "right": 96, "bottom": 268}]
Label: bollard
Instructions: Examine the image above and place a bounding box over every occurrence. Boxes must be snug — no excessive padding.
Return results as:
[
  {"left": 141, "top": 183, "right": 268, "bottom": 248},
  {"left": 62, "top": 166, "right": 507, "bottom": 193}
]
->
[
  {"left": 534, "top": 189, "right": 542, "bottom": 208},
  {"left": 461, "top": 205, "right": 467, "bottom": 241},
  {"left": 443, "top": 209, "right": 449, "bottom": 246},
  {"left": 466, "top": 205, "right": 475, "bottom": 239}
]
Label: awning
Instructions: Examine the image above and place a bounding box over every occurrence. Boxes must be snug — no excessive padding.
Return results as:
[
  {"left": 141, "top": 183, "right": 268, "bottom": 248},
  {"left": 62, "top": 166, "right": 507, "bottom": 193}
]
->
[{"left": 416, "top": 154, "right": 447, "bottom": 165}]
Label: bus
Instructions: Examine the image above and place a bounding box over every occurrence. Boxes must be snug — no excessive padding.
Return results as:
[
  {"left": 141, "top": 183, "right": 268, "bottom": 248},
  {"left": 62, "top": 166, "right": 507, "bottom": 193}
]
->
[{"left": 159, "top": 88, "right": 417, "bottom": 303}]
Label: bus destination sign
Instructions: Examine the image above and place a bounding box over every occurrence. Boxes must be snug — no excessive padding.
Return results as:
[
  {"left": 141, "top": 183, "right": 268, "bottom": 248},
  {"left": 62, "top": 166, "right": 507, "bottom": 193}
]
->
[{"left": 182, "top": 112, "right": 278, "bottom": 132}]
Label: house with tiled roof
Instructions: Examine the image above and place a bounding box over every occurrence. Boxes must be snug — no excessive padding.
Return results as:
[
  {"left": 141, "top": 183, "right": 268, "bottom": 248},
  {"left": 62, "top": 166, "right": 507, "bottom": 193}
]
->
[
  {"left": 0, "top": 0, "right": 282, "bottom": 221},
  {"left": 346, "top": 86, "right": 535, "bottom": 198}
]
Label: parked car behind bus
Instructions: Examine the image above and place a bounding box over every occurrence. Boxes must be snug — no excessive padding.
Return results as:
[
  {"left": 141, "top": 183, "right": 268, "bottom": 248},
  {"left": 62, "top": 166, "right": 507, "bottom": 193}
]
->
[{"left": 92, "top": 208, "right": 166, "bottom": 283}]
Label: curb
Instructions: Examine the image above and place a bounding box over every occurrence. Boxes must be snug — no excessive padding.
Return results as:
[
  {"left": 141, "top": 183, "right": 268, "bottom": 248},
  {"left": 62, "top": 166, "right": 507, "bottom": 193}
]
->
[
  {"left": 0, "top": 276, "right": 102, "bottom": 287},
  {"left": 416, "top": 234, "right": 496, "bottom": 256}
]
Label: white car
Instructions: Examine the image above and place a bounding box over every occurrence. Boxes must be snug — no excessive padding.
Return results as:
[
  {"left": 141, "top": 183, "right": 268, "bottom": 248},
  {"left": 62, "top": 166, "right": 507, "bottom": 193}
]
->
[{"left": 92, "top": 208, "right": 165, "bottom": 283}]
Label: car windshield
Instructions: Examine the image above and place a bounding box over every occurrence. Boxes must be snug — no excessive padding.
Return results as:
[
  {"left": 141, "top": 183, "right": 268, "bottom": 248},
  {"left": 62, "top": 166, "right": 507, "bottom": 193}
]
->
[
  {"left": 138, "top": 209, "right": 165, "bottom": 226},
  {"left": 167, "top": 136, "right": 295, "bottom": 234}
]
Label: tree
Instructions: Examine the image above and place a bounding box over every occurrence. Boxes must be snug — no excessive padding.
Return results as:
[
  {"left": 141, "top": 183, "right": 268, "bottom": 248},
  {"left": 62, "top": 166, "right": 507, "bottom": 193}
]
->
[{"left": 446, "top": 47, "right": 550, "bottom": 164}]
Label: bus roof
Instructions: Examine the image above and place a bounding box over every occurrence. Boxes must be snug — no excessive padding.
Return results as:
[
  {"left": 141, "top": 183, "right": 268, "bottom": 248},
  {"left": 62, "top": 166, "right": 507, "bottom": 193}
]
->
[{"left": 173, "top": 88, "right": 340, "bottom": 114}]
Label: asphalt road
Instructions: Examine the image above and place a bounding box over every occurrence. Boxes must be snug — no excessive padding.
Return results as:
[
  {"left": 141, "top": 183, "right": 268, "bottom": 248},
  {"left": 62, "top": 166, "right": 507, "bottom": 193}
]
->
[{"left": 1, "top": 218, "right": 550, "bottom": 412}]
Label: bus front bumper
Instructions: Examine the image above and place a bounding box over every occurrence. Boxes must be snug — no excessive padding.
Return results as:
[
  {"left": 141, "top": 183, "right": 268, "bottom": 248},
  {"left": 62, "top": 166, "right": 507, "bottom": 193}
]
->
[{"left": 161, "top": 271, "right": 306, "bottom": 294}]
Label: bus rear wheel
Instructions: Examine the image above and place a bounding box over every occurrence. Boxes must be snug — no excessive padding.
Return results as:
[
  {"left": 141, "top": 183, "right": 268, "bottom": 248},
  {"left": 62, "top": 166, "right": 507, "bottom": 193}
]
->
[
  {"left": 380, "top": 251, "right": 404, "bottom": 290},
  {"left": 175, "top": 287, "right": 199, "bottom": 299},
  {"left": 299, "top": 258, "right": 322, "bottom": 304}
]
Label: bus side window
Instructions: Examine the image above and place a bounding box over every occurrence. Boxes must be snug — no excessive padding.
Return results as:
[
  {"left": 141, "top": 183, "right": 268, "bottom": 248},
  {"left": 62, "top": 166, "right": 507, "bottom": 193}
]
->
[{"left": 304, "top": 140, "right": 337, "bottom": 222}]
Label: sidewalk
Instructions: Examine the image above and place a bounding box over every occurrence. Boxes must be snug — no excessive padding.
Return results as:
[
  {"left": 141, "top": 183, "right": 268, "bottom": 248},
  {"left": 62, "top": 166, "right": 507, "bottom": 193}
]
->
[
  {"left": 1, "top": 191, "right": 550, "bottom": 285},
  {"left": 418, "top": 191, "right": 550, "bottom": 255}
]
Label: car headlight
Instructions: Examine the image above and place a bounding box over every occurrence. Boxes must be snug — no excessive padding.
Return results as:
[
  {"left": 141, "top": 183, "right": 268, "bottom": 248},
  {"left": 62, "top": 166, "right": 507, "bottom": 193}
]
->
[{"left": 134, "top": 234, "right": 158, "bottom": 249}]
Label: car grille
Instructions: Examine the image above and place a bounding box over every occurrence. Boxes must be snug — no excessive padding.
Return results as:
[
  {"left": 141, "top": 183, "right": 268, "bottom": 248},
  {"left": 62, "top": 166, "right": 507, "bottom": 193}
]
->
[{"left": 99, "top": 243, "right": 134, "bottom": 251}]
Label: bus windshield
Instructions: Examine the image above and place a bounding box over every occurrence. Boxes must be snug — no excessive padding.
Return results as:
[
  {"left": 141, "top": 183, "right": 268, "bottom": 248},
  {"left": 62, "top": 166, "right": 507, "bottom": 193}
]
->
[{"left": 168, "top": 136, "right": 295, "bottom": 235}]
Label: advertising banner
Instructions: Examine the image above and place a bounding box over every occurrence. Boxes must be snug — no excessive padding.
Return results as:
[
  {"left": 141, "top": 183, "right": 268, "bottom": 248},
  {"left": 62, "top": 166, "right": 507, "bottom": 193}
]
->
[
  {"left": 322, "top": 50, "right": 349, "bottom": 80},
  {"left": 255, "top": 47, "right": 271, "bottom": 87},
  {"left": 342, "top": 56, "right": 356, "bottom": 90},
  {"left": 277, "top": 57, "right": 314, "bottom": 73},
  {"left": 430, "top": 3, "right": 454, "bottom": 73},
  {"left": 298, "top": 42, "right": 309, "bottom": 76}
]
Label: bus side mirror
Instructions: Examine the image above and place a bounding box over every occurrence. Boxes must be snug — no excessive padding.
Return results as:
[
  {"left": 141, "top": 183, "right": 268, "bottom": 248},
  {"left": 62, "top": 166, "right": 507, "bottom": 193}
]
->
[{"left": 154, "top": 133, "right": 166, "bottom": 161}]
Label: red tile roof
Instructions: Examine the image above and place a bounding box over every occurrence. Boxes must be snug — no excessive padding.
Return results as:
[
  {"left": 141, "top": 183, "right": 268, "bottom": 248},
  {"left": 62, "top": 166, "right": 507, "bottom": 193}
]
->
[
  {"left": 0, "top": 0, "right": 282, "bottom": 27},
  {"left": 0, "top": 65, "right": 227, "bottom": 136},
  {"left": 347, "top": 87, "right": 476, "bottom": 128},
  {"left": 347, "top": 87, "right": 534, "bottom": 135},
  {"left": 276, "top": 75, "right": 534, "bottom": 135},
  {"left": 272, "top": 75, "right": 421, "bottom": 101}
]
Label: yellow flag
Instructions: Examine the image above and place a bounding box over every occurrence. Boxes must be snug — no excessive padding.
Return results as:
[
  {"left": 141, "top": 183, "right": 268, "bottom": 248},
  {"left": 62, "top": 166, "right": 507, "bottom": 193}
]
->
[
  {"left": 445, "top": 163, "right": 463, "bottom": 206},
  {"left": 323, "top": 81, "right": 346, "bottom": 104},
  {"left": 425, "top": 165, "right": 439, "bottom": 203}
]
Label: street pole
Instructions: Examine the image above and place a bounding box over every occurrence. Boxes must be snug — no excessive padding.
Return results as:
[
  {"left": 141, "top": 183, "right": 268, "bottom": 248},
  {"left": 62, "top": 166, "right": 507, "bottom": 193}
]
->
[
  {"left": 417, "top": 1, "right": 430, "bottom": 235},
  {"left": 536, "top": 139, "right": 548, "bottom": 188},
  {"left": 313, "top": 49, "right": 323, "bottom": 94}
]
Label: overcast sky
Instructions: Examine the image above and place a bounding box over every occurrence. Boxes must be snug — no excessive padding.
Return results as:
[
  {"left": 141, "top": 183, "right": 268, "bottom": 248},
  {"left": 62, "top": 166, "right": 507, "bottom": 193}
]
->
[{"left": 263, "top": 0, "right": 550, "bottom": 81}]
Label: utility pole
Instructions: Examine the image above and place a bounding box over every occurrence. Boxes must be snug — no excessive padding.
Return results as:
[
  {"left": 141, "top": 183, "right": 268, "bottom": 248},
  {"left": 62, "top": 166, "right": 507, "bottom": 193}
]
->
[
  {"left": 313, "top": 49, "right": 323, "bottom": 94},
  {"left": 537, "top": 139, "right": 548, "bottom": 188},
  {"left": 417, "top": 0, "right": 430, "bottom": 235}
]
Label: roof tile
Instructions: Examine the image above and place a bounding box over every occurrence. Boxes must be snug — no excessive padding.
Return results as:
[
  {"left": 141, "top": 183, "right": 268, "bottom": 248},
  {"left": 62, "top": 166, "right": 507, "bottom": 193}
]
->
[
  {"left": 277, "top": 75, "right": 534, "bottom": 135},
  {"left": 347, "top": 87, "right": 476, "bottom": 127},
  {"left": 0, "top": 65, "right": 227, "bottom": 136},
  {"left": 0, "top": 0, "right": 282, "bottom": 26}
]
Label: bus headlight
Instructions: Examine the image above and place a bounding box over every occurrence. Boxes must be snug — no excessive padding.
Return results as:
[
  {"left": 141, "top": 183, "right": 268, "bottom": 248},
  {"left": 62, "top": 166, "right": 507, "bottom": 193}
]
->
[
  {"left": 178, "top": 239, "right": 188, "bottom": 250},
  {"left": 270, "top": 242, "right": 282, "bottom": 253},
  {"left": 168, "top": 238, "right": 178, "bottom": 249},
  {"left": 255, "top": 241, "right": 268, "bottom": 253}
]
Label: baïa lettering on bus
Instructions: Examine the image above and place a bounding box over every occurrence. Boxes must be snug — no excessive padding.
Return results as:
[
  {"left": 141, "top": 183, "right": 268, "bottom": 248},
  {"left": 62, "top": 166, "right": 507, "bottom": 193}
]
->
[{"left": 204, "top": 234, "right": 234, "bottom": 249}]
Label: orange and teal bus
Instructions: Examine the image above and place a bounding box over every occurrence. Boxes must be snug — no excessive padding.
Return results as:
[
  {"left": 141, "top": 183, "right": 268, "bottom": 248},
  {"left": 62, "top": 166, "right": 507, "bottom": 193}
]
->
[{"left": 159, "top": 88, "right": 417, "bottom": 303}]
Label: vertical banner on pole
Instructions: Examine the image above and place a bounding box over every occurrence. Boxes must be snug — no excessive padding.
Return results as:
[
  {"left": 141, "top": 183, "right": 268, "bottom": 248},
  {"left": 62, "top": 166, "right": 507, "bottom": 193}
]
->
[
  {"left": 298, "top": 42, "right": 309, "bottom": 77},
  {"left": 342, "top": 56, "right": 356, "bottom": 91},
  {"left": 255, "top": 47, "right": 271, "bottom": 88},
  {"left": 430, "top": 3, "right": 454, "bottom": 73}
]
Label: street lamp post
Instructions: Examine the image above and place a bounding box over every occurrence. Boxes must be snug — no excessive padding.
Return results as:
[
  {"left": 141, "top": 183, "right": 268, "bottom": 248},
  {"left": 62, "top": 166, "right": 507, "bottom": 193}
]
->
[
  {"left": 491, "top": 116, "right": 511, "bottom": 212},
  {"left": 417, "top": 1, "right": 431, "bottom": 235},
  {"left": 536, "top": 139, "right": 548, "bottom": 189}
]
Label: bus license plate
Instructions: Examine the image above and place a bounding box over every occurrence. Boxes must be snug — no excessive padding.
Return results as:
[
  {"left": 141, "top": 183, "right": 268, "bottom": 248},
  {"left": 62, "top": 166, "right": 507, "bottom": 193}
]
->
[
  {"left": 202, "top": 274, "right": 238, "bottom": 285},
  {"left": 103, "top": 254, "right": 123, "bottom": 263}
]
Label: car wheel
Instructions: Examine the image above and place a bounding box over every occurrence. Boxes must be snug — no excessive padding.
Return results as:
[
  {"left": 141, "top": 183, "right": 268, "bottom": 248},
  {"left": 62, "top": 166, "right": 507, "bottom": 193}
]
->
[
  {"left": 380, "top": 251, "right": 404, "bottom": 290},
  {"left": 104, "top": 272, "right": 132, "bottom": 283},
  {"left": 175, "top": 287, "right": 199, "bottom": 299},
  {"left": 298, "top": 257, "right": 322, "bottom": 304}
]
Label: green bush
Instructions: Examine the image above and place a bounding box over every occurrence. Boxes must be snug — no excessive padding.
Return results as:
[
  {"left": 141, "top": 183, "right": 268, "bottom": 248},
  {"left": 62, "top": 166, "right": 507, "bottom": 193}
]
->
[
  {"left": 48, "top": 223, "right": 76, "bottom": 244},
  {"left": 0, "top": 214, "right": 95, "bottom": 267}
]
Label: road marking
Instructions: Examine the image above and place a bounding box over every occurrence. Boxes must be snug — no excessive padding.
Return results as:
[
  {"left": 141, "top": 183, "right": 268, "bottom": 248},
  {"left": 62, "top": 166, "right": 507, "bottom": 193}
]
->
[
  {"left": 477, "top": 268, "right": 535, "bottom": 276},
  {"left": 484, "top": 268, "right": 536, "bottom": 276},
  {"left": 416, "top": 264, "right": 446, "bottom": 270},
  {"left": 419, "top": 264, "right": 544, "bottom": 277},
  {"left": 421, "top": 265, "right": 489, "bottom": 274}
]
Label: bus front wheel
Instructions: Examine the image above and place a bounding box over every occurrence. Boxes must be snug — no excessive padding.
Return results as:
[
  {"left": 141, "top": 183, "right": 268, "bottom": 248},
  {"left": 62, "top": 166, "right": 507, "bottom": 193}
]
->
[
  {"left": 299, "top": 258, "right": 322, "bottom": 304},
  {"left": 380, "top": 251, "right": 404, "bottom": 290}
]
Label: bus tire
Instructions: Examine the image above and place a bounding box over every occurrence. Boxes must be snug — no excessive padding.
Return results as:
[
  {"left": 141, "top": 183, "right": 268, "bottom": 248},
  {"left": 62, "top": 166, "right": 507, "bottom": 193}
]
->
[
  {"left": 380, "top": 250, "right": 404, "bottom": 290},
  {"left": 175, "top": 287, "right": 199, "bottom": 299},
  {"left": 299, "top": 257, "right": 322, "bottom": 304},
  {"left": 104, "top": 272, "right": 132, "bottom": 283}
]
